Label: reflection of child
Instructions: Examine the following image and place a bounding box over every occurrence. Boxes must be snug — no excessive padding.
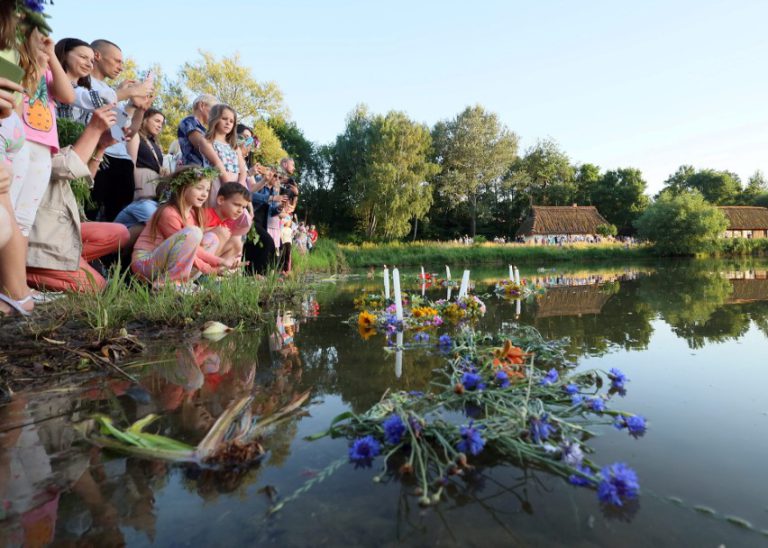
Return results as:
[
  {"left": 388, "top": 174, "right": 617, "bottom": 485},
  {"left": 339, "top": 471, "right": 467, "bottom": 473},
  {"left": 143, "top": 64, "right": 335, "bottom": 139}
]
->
[{"left": 205, "top": 182, "right": 251, "bottom": 264}]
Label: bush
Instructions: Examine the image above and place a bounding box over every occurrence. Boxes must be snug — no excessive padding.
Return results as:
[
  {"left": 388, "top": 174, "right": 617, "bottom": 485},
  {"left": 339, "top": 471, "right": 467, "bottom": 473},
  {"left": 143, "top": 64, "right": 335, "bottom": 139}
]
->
[
  {"left": 634, "top": 190, "right": 728, "bottom": 255},
  {"left": 596, "top": 224, "right": 618, "bottom": 237}
]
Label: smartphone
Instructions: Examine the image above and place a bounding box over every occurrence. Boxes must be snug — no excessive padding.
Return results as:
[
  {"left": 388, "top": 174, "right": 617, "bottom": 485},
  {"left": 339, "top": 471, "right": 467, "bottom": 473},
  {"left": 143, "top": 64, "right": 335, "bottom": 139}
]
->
[
  {"left": 0, "top": 57, "right": 24, "bottom": 88},
  {"left": 110, "top": 105, "right": 130, "bottom": 142}
]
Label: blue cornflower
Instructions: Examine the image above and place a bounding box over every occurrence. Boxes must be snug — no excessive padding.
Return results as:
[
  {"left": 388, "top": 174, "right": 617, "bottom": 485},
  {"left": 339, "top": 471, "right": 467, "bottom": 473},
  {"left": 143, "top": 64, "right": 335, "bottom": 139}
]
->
[
  {"left": 413, "top": 332, "right": 430, "bottom": 343},
  {"left": 587, "top": 397, "right": 606, "bottom": 413},
  {"left": 571, "top": 394, "right": 584, "bottom": 406},
  {"left": 540, "top": 368, "right": 559, "bottom": 386},
  {"left": 597, "top": 463, "right": 640, "bottom": 507},
  {"left": 614, "top": 415, "right": 647, "bottom": 438},
  {"left": 24, "top": 0, "right": 46, "bottom": 13},
  {"left": 609, "top": 368, "right": 628, "bottom": 390},
  {"left": 408, "top": 390, "right": 424, "bottom": 398},
  {"left": 438, "top": 334, "right": 452, "bottom": 347},
  {"left": 456, "top": 422, "right": 485, "bottom": 456},
  {"left": 461, "top": 371, "right": 485, "bottom": 391},
  {"left": 563, "top": 383, "right": 579, "bottom": 395},
  {"left": 495, "top": 370, "right": 510, "bottom": 388},
  {"left": 382, "top": 414, "right": 406, "bottom": 445},
  {"left": 560, "top": 440, "right": 584, "bottom": 466},
  {"left": 568, "top": 464, "right": 596, "bottom": 487},
  {"left": 348, "top": 435, "right": 381, "bottom": 466},
  {"left": 529, "top": 414, "right": 555, "bottom": 443}
]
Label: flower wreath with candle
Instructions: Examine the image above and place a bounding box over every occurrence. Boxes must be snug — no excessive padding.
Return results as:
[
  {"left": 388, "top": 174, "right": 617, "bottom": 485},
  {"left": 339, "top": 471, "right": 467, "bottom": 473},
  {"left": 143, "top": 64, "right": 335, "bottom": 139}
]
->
[{"left": 494, "top": 278, "right": 546, "bottom": 299}]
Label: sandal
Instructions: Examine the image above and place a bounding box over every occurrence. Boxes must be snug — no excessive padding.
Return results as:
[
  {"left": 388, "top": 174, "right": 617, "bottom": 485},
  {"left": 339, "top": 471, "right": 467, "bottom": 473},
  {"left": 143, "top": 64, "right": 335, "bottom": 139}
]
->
[{"left": 0, "top": 293, "right": 33, "bottom": 316}]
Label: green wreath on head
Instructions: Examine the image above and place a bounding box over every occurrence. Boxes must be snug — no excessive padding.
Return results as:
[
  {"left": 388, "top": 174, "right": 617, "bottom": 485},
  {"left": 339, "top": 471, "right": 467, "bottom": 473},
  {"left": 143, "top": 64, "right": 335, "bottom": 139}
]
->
[
  {"left": 16, "top": 1, "right": 53, "bottom": 37},
  {"left": 168, "top": 167, "right": 220, "bottom": 195}
]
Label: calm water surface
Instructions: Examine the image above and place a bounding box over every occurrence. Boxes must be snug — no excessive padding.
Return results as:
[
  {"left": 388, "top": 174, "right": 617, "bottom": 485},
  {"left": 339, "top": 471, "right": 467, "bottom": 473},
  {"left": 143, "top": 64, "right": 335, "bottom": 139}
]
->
[{"left": 2, "top": 260, "right": 768, "bottom": 547}]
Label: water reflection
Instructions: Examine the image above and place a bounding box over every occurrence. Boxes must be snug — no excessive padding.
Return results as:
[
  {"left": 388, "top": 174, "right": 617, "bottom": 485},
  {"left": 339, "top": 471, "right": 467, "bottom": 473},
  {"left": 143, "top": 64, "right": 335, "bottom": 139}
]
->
[{"left": 2, "top": 261, "right": 768, "bottom": 546}]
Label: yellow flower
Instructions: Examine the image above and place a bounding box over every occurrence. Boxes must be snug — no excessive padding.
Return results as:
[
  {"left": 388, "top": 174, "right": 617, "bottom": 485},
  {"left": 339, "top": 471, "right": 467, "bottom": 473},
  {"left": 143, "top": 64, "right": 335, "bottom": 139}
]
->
[{"left": 358, "top": 311, "right": 376, "bottom": 329}]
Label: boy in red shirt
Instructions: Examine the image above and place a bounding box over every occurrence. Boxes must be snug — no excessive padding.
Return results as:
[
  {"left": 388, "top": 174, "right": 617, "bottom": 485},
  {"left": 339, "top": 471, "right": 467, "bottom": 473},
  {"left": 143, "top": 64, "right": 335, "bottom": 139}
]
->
[{"left": 205, "top": 182, "right": 251, "bottom": 264}]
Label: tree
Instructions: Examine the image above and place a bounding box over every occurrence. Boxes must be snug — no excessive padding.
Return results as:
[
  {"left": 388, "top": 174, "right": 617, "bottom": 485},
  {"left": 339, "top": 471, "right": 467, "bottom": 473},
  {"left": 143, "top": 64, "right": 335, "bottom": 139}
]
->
[
  {"left": 180, "top": 50, "right": 287, "bottom": 124},
  {"left": 510, "top": 138, "right": 575, "bottom": 207},
  {"left": 634, "top": 190, "right": 728, "bottom": 255},
  {"left": 590, "top": 168, "right": 650, "bottom": 231},
  {"left": 358, "top": 111, "right": 438, "bottom": 239},
  {"left": 596, "top": 223, "right": 618, "bottom": 237},
  {"left": 432, "top": 105, "right": 518, "bottom": 236},
  {"left": 742, "top": 170, "right": 768, "bottom": 203},
  {"left": 574, "top": 163, "right": 601, "bottom": 205},
  {"left": 251, "top": 119, "right": 288, "bottom": 167},
  {"left": 661, "top": 165, "right": 741, "bottom": 204}
]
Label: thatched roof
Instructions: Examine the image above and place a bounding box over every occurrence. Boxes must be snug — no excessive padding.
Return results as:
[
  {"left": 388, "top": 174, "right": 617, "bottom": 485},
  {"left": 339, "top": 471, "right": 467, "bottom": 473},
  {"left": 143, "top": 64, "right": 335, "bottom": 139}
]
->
[
  {"left": 727, "top": 279, "right": 768, "bottom": 303},
  {"left": 718, "top": 206, "right": 768, "bottom": 230},
  {"left": 534, "top": 286, "right": 613, "bottom": 318},
  {"left": 516, "top": 206, "right": 609, "bottom": 237}
]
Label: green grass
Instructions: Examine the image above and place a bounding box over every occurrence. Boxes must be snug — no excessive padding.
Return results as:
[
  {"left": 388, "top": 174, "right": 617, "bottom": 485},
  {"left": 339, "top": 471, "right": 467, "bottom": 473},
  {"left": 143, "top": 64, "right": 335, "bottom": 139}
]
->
[
  {"left": 711, "top": 238, "right": 768, "bottom": 257},
  {"left": 47, "top": 268, "right": 307, "bottom": 337},
  {"left": 337, "top": 240, "right": 654, "bottom": 267},
  {"left": 293, "top": 239, "right": 348, "bottom": 273}
]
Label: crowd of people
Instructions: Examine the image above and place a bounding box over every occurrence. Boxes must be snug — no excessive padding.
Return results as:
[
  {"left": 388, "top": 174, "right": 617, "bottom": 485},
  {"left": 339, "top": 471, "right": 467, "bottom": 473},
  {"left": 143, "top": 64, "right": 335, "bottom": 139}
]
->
[{"left": 0, "top": 2, "right": 317, "bottom": 316}]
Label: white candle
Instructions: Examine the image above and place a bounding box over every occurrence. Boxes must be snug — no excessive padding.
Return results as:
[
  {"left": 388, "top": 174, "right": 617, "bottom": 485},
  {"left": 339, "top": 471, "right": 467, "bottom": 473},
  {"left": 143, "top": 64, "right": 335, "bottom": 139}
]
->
[
  {"left": 393, "top": 268, "right": 404, "bottom": 320},
  {"left": 514, "top": 267, "right": 520, "bottom": 285},
  {"left": 421, "top": 266, "right": 425, "bottom": 280},
  {"left": 422, "top": 282, "right": 426, "bottom": 297},
  {"left": 447, "top": 287, "right": 452, "bottom": 300},
  {"left": 395, "top": 331, "right": 403, "bottom": 378},
  {"left": 515, "top": 298, "right": 521, "bottom": 316},
  {"left": 446, "top": 265, "right": 451, "bottom": 280},
  {"left": 509, "top": 265, "right": 514, "bottom": 281},
  {"left": 383, "top": 266, "right": 390, "bottom": 299},
  {"left": 459, "top": 270, "right": 470, "bottom": 298}
]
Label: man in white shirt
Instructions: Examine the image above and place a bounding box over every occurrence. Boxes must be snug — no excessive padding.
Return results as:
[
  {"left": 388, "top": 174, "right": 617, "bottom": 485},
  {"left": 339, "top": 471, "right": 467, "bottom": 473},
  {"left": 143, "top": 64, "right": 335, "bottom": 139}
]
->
[{"left": 76, "top": 39, "right": 152, "bottom": 221}]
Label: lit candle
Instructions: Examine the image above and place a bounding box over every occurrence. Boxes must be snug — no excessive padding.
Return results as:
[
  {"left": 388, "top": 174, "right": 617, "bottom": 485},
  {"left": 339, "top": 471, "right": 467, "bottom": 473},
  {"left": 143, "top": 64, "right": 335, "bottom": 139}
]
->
[
  {"left": 393, "top": 268, "right": 404, "bottom": 321},
  {"left": 395, "top": 331, "right": 403, "bottom": 378},
  {"left": 383, "top": 265, "right": 390, "bottom": 299},
  {"left": 459, "top": 270, "right": 470, "bottom": 298},
  {"left": 446, "top": 265, "right": 451, "bottom": 280}
]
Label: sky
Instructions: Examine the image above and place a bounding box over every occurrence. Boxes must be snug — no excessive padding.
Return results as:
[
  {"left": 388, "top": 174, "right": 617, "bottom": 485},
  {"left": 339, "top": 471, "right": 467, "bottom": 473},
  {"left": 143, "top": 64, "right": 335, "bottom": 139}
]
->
[{"left": 45, "top": 0, "right": 767, "bottom": 195}]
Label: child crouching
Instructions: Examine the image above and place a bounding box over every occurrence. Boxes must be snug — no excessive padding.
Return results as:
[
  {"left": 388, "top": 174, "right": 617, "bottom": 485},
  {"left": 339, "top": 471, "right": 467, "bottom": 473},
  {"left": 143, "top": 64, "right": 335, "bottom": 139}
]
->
[
  {"left": 131, "top": 167, "right": 239, "bottom": 285},
  {"left": 205, "top": 182, "right": 251, "bottom": 264}
]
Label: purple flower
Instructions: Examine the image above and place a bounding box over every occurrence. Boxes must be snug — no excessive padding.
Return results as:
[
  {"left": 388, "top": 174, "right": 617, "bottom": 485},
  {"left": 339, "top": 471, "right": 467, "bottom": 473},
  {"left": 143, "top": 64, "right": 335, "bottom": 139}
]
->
[
  {"left": 461, "top": 371, "right": 485, "bottom": 391},
  {"left": 540, "top": 368, "right": 559, "bottom": 386},
  {"left": 408, "top": 390, "right": 424, "bottom": 397},
  {"left": 529, "top": 414, "right": 555, "bottom": 443},
  {"left": 408, "top": 414, "right": 423, "bottom": 436},
  {"left": 456, "top": 422, "right": 485, "bottom": 456},
  {"left": 568, "top": 464, "right": 596, "bottom": 487},
  {"left": 413, "top": 332, "right": 430, "bottom": 343},
  {"left": 609, "top": 368, "right": 628, "bottom": 390},
  {"left": 560, "top": 440, "right": 584, "bottom": 466},
  {"left": 563, "top": 383, "right": 579, "bottom": 395},
  {"left": 438, "top": 334, "right": 452, "bottom": 347},
  {"left": 348, "top": 435, "right": 381, "bottom": 466},
  {"left": 597, "top": 463, "right": 640, "bottom": 507},
  {"left": 432, "top": 316, "right": 444, "bottom": 326},
  {"left": 614, "top": 415, "right": 647, "bottom": 438},
  {"left": 495, "top": 370, "right": 510, "bottom": 388},
  {"left": 382, "top": 414, "right": 406, "bottom": 445}
]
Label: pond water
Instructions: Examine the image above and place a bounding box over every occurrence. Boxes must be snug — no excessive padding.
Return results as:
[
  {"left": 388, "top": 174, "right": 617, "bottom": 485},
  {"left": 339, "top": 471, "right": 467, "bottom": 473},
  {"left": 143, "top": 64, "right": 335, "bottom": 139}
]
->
[{"left": 2, "top": 260, "right": 768, "bottom": 546}]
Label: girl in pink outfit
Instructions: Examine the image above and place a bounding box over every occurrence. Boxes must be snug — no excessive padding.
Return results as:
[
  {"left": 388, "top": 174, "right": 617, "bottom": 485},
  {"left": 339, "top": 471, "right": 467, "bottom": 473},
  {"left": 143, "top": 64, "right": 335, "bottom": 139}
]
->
[
  {"left": 11, "top": 26, "right": 74, "bottom": 236},
  {"left": 131, "top": 167, "right": 239, "bottom": 284}
]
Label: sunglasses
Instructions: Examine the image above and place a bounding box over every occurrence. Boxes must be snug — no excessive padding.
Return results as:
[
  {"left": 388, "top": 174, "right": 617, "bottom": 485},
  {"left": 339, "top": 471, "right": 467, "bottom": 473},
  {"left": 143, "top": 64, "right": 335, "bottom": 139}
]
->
[{"left": 238, "top": 136, "right": 254, "bottom": 147}]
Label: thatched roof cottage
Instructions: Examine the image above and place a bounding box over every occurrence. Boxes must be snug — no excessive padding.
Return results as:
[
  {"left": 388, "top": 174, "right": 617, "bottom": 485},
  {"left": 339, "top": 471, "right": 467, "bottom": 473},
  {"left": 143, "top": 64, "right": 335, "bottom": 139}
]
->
[
  {"left": 516, "top": 205, "right": 609, "bottom": 242},
  {"left": 718, "top": 206, "right": 768, "bottom": 238}
]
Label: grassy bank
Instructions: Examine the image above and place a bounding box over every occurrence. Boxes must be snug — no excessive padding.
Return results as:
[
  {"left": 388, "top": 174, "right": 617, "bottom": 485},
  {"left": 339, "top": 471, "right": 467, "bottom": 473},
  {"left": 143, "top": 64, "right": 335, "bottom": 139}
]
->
[
  {"left": 33, "top": 270, "right": 308, "bottom": 339},
  {"left": 712, "top": 238, "right": 768, "bottom": 257},
  {"left": 293, "top": 239, "right": 348, "bottom": 273},
  {"left": 338, "top": 241, "right": 654, "bottom": 267}
]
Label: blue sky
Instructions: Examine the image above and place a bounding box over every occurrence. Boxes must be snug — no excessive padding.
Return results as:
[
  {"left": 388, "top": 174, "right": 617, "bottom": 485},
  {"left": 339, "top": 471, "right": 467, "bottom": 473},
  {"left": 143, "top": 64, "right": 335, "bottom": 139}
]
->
[{"left": 46, "top": 0, "right": 767, "bottom": 194}]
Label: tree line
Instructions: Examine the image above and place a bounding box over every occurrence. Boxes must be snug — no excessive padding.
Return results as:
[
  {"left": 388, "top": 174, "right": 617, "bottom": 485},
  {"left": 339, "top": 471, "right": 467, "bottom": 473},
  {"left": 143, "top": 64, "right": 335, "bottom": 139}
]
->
[{"left": 136, "top": 51, "right": 768, "bottom": 242}]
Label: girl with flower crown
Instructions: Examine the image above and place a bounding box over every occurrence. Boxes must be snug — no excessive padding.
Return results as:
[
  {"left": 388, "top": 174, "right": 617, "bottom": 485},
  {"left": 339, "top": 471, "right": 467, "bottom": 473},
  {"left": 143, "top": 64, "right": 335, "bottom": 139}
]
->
[{"left": 131, "top": 166, "right": 239, "bottom": 284}]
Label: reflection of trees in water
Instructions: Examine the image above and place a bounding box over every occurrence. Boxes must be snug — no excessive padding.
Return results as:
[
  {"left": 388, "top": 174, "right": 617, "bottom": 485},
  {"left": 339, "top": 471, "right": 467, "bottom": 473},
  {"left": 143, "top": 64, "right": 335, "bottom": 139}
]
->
[{"left": 638, "top": 264, "right": 768, "bottom": 349}]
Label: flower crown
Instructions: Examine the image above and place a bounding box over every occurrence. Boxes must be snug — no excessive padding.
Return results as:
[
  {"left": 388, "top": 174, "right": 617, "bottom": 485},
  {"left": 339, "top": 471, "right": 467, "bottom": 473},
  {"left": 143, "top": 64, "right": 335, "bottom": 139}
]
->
[
  {"left": 16, "top": 0, "right": 53, "bottom": 35},
  {"left": 169, "top": 167, "right": 220, "bottom": 194}
]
